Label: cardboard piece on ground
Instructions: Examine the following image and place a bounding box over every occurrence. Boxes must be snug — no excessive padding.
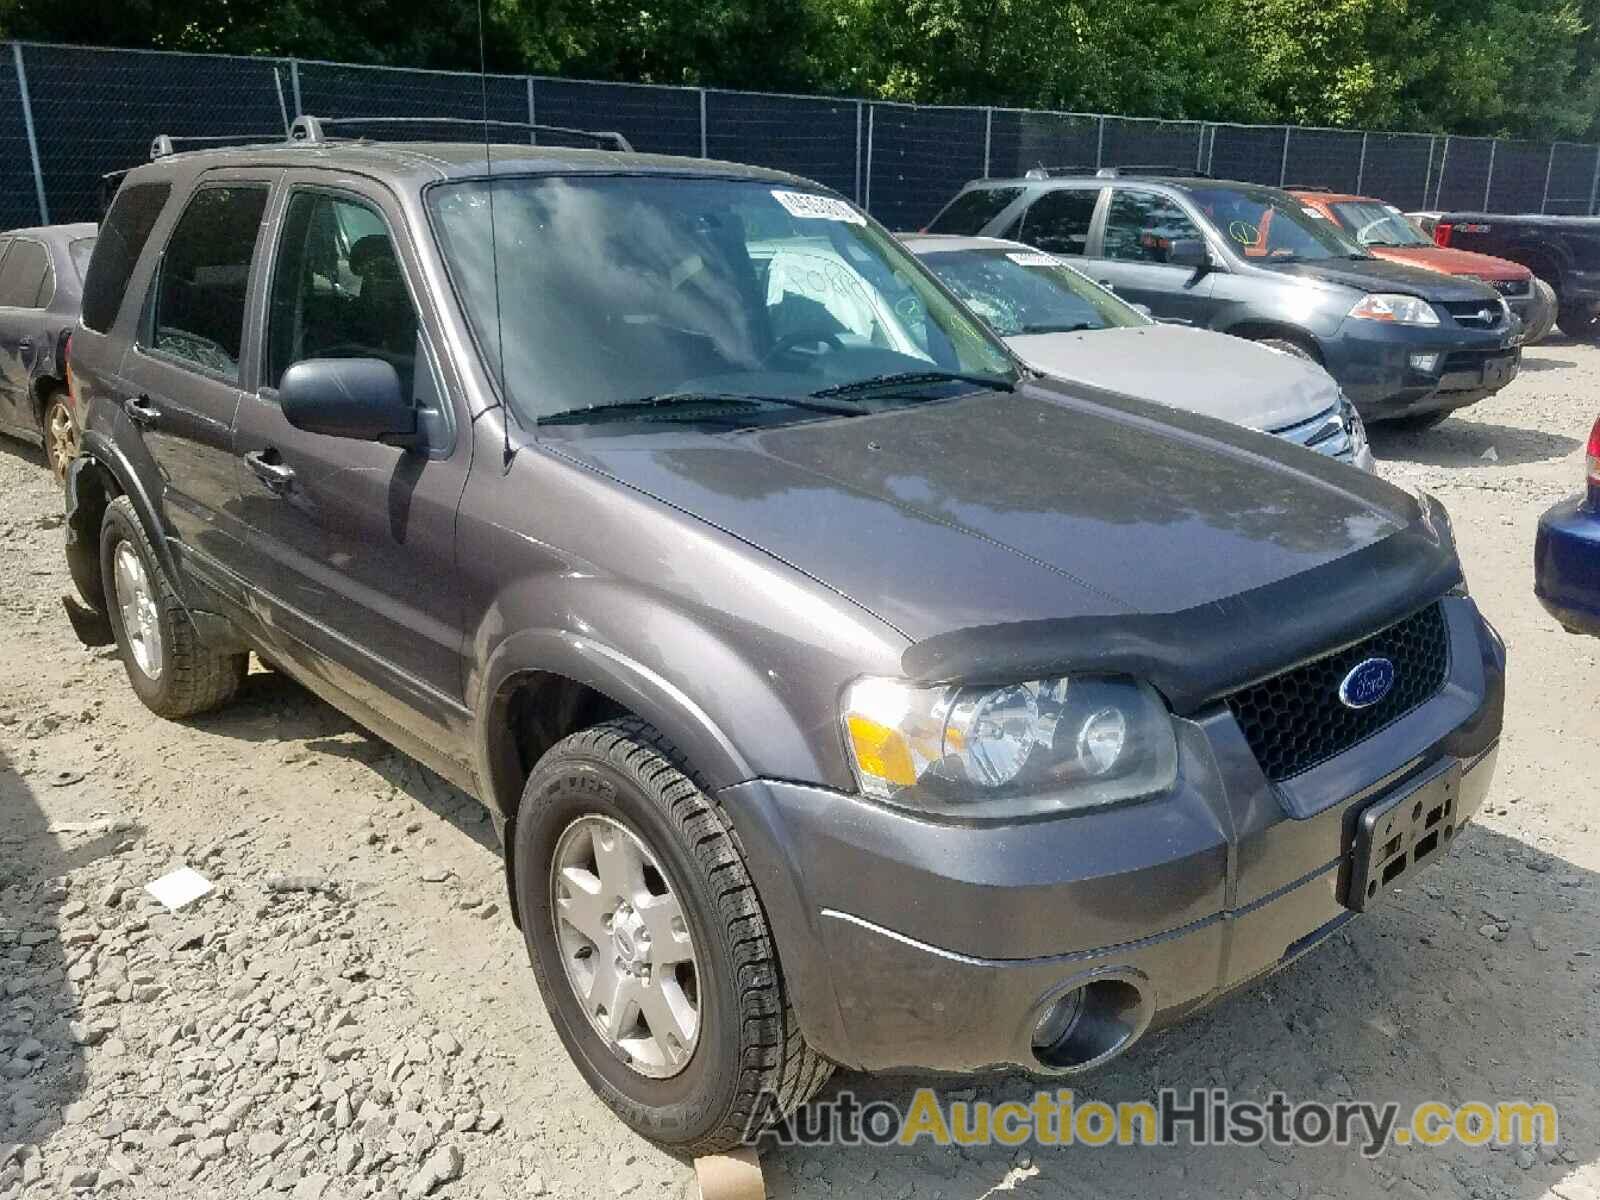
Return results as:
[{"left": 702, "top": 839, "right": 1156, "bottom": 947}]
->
[
  {"left": 145, "top": 866, "right": 213, "bottom": 911},
  {"left": 694, "top": 1148, "right": 765, "bottom": 1200}
]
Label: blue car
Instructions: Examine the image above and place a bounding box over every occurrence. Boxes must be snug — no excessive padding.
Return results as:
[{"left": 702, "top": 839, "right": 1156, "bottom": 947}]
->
[{"left": 1535, "top": 416, "right": 1600, "bottom": 635}]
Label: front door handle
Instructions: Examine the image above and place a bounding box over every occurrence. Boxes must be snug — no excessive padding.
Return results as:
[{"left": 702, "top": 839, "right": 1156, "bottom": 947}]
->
[
  {"left": 243, "top": 448, "right": 295, "bottom": 494},
  {"left": 123, "top": 396, "right": 160, "bottom": 428}
]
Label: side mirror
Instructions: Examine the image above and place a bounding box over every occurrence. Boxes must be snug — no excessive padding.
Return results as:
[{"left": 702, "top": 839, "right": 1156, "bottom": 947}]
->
[
  {"left": 279, "top": 358, "right": 417, "bottom": 446},
  {"left": 1167, "top": 239, "right": 1211, "bottom": 270}
]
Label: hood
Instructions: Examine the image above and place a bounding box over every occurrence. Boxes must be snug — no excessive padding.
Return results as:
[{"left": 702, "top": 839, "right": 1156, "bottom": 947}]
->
[
  {"left": 1004, "top": 325, "right": 1338, "bottom": 434},
  {"left": 1260, "top": 255, "right": 1503, "bottom": 301},
  {"left": 548, "top": 383, "right": 1458, "bottom": 706},
  {"left": 1368, "top": 245, "right": 1532, "bottom": 282}
]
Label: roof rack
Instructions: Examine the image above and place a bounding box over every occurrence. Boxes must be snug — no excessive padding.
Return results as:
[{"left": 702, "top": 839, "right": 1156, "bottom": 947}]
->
[
  {"left": 1022, "top": 164, "right": 1212, "bottom": 181},
  {"left": 149, "top": 131, "right": 288, "bottom": 160},
  {"left": 288, "top": 114, "right": 633, "bottom": 153},
  {"left": 1286, "top": 184, "right": 1334, "bottom": 193}
]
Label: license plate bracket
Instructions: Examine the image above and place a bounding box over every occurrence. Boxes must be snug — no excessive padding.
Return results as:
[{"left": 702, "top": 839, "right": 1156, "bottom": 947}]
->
[{"left": 1344, "top": 764, "right": 1463, "bottom": 911}]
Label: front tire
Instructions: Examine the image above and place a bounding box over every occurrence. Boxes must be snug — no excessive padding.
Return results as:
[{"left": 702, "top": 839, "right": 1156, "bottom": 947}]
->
[
  {"left": 100, "top": 496, "right": 247, "bottom": 718},
  {"left": 515, "top": 718, "right": 831, "bottom": 1153}
]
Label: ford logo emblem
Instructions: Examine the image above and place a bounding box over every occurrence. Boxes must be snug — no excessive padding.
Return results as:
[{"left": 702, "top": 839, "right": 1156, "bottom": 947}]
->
[{"left": 1339, "top": 657, "right": 1396, "bottom": 709}]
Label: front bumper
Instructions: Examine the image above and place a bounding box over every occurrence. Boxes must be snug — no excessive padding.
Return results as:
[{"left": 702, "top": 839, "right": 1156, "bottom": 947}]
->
[
  {"left": 721, "top": 598, "right": 1504, "bottom": 1075},
  {"left": 1320, "top": 318, "right": 1521, "bottom": 421},
  {"left": 1535, "top": 494, "right": 1600, "bottom": 636}
]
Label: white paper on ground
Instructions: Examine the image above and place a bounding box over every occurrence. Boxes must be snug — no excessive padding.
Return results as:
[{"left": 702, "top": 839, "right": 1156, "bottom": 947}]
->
[{"left": 145, "top": 866, "right": 213, "bottom": 911}]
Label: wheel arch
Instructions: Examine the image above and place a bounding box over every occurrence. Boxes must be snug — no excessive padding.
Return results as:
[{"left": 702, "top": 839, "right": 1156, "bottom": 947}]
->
[
  {"left": 477, "top": 630, "right": 763, "bottom": 929},
  {"left": 67, "top": 433, "right": 176, "bottom": 609},
  {"left": 1217, "top": 320, "right": 1326, "bottom": 363}
]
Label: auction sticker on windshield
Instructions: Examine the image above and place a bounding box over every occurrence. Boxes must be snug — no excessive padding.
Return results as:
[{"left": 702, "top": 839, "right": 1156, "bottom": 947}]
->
[
  {"left": 772, "top": 190, "right": 867, "bottom": 225},
  {"left": 1007, "top": 252, "right": 1062, "bottom": 267}
]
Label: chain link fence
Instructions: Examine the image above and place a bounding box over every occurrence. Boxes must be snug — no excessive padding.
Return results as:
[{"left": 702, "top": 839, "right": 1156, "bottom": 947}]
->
[{"left": 5, "top": 39, "right": 1600, "bottom": 233}]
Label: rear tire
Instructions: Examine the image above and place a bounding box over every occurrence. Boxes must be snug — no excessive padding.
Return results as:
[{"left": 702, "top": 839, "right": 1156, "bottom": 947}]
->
[
  {"left": 40, "top": 389, "right": 78, "bottom": 485},
  {"left": 514, "top": 718, "right": 831, "bottom": 1154},
  {"left": 1557, "top": 301, "right": 1599, "bottom": 341},
  {"left": 1253, "top": 335, "right": 1320, "bottom": 364},
  {"left": 100, "top": 496, "right": 247, "bottom": 718}
]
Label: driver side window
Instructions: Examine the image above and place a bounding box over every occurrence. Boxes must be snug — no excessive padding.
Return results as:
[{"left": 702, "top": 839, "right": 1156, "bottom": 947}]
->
[{"left": 266, "top": 191, "right": 419, "bottom": 398}]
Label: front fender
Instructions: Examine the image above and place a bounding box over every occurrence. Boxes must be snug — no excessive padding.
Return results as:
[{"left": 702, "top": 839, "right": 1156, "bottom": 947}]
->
[{"left": 473, "top": 626, "right": 763, "bottom": 821}]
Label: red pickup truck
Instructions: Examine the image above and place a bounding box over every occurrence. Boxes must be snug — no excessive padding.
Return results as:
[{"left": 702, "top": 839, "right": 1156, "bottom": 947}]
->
[{"left": 1292, "top": 190, "right": 1551, "bottom": 341}]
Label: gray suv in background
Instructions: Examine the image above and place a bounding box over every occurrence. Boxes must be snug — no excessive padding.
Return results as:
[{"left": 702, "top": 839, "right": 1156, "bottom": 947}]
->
[
  {"left": 928, "top": 169, "right": 1522, "bottom": 427},
  {"left": 62, "top": 122, "right": 1504, "bottom": 1153}
]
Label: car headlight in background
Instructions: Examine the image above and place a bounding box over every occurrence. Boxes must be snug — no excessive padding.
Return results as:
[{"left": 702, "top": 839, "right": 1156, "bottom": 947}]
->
[
  {"left": 841, "top": 675, "right": 1178, "bottom": 818},
  {"left": 1348, "top": 293, "right": 1440, "bottom": 326}
]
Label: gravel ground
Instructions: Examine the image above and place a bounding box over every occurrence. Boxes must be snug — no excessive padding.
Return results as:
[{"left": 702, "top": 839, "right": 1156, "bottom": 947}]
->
[{"left": 2, "top": 338, "right": 1599, "bottom": 1200}]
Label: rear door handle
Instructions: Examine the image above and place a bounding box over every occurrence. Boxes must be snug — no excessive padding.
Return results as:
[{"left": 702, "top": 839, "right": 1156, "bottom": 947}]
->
[
  {"left": 123, "top": 396, "right": 160, "bottom": 428},
  {"left": 16, "top": 337, "right": 31, "bottom": 353},
  {"left": 243, "top": 448, "right": 295, "bottom": 494}
]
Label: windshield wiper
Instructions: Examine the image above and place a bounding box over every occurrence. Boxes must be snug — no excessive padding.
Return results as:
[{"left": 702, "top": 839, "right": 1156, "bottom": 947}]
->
[
  {"left": 1018, "top": 322, "right": 1097, "bottom": 335},
  {"left": 811, "top": 370, "right": 1015, "bottom": 399},
  {"left": 537, "top": 390, "right": 863, "bottom": 425}
]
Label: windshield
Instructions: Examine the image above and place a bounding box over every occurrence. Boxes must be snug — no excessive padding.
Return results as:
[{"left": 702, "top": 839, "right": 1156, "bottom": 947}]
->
[
  {"left": 427, "top": 176, "right": 1017, "bottom": 426},
  {"left": 1328, "top": 200, "right": 1434, "bottom": 248},
  {"left": 1187, "top": 185, "right": 1369, "bottom": 262},
  {"left": 919, "top": 247, "right": 1149, "bottom": 335}
]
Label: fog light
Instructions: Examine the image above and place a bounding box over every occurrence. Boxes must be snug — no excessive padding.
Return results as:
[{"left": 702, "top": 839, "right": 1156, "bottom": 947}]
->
[
  {"left": 1030, "top": 987, "right": 1086, "bottom": 1053},
  {"left": 1409, "top": 352, "right": 1441, "bottom": 373}
]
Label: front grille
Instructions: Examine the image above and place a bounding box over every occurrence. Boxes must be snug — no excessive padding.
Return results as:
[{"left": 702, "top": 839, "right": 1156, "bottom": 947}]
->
[
  {"left": 1438, "top": 298, "right": 1506, "bottom": 328},
  {"left": 1441, "top": 347, "right": 1507, "bottom": 373},
  {"left": 1271, "top": 404, "right": 1354, "bottom": 462},
  {"left": 1225, "top": 604, "right": 1451, "bottom": 781}
]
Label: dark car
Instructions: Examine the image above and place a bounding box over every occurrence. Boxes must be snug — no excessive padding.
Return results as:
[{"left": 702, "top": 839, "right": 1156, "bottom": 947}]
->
[
  {"left": 1410, "top": 211, "right": 1600, "bottom": 340},
  {"left": 927, "top": 170, "right": 1521, "bottom": 427},
  {"left": 62, "top": 122, "right": 1503, "bottom": 1154},
  {"left": 0, "top": 222, "right": 96, "bottom": 481},
  {"left": 1534, "top": 415, "right": 1600, "bottom": 635}
]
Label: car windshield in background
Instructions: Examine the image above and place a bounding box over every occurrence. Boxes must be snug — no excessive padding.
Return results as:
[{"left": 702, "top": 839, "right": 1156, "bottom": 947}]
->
[
  {"left": 68, "top": 237, "right": 96, "bottom": 282},
  {"left": 1188, "top": 185, "right": 1369, "bottom": 262},
  {"left": 921, "top": 248, "right": 1149, "bottom": 336},
  {"left": 427, "top": 176, "right": 1017, "bottom": 427},
  {"left": 1329, "top": 201, "right": 1435, "bottom": 248}
]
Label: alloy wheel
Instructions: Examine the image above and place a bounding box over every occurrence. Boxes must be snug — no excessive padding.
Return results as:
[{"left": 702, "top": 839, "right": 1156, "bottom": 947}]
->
[
  {"left": 112, "top": 541, "right": 163, "bottom": 680},
  {"left": 550, "top": 814, "right": 700, "bottom": 1078},
  {"left": 45, "top": 397, "right": 78, "bottom": 484}
]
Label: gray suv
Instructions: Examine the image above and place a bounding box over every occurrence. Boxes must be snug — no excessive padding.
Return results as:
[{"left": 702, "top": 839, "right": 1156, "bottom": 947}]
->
[
  {"left": 928, "top": 170, "right": 1522, "bottom": 427},
  {"left": 62, "top": 122, "right": 1504, "bottom": 1153}
]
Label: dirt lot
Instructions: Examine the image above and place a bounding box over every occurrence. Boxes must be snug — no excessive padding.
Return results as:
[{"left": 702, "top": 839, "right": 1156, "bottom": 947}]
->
[{"left": 2, "top": 339, "right": 1598, "bottom": 1200}]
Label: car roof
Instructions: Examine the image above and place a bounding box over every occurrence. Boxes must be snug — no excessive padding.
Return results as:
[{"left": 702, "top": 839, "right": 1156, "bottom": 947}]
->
[
  {"left": 1288, "top": 191, "right": 1371, "bottom": 205},
  {"left": 976, "top": 173, "right": 1259, "bottom": 191},
  {"left": 0, "top": 222, "right": 98, "bottom": 244},
  {"left": 117, "top": 139, "right": 814, "bottom": 194},
  {"left": 898, "top": 233, "right": 1031, "bottom": 254}
]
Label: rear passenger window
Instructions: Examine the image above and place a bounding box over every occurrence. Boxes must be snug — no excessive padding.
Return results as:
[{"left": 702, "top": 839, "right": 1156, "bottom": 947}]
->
[
  {"left": 0, "top": 239, "right": 49, "bottom": 308},
  {"left": 266, "top": 191, "right": 420, "bottom": 399},
  {"left": 927, "top": 187, "right": 1024, "bottom": 235},
  {"left": 1019, "top": 190, "right": 1099, "bottom": 255},
  {"left": 148, "top": 185, "right": 269, "bottom": 382},
  {"left": 82, "top": 182, "right": 171, "bottom": 333},
  {"left": 1102, "top": 190, "right": 1203, "bottom": 264}
]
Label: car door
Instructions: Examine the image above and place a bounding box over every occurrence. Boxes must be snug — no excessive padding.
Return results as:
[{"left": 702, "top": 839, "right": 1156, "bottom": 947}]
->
[
  {"left": 1090, "top": 187, "right": 1217, "bottom": 325},
  {"left": 0, "top": 235, "right": 49, "bottom": 434},
  {"left": 231, "top": 174, "right": 473, "bottom": 753},
  {"left": 118, "top": 173, "right": 274, "bottom": 589}
]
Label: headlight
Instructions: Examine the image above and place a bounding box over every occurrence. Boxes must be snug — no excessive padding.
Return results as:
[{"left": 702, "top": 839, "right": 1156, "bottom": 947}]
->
[
  {"left": 841, "top": 675, "right": 1178, "bottom": 818},
  {"left": 1348, "top": 293, "right": 1440, "bottom": 326},
  {"left": 1338, "top": 393, "right": 1367, "bottom": 448}
]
